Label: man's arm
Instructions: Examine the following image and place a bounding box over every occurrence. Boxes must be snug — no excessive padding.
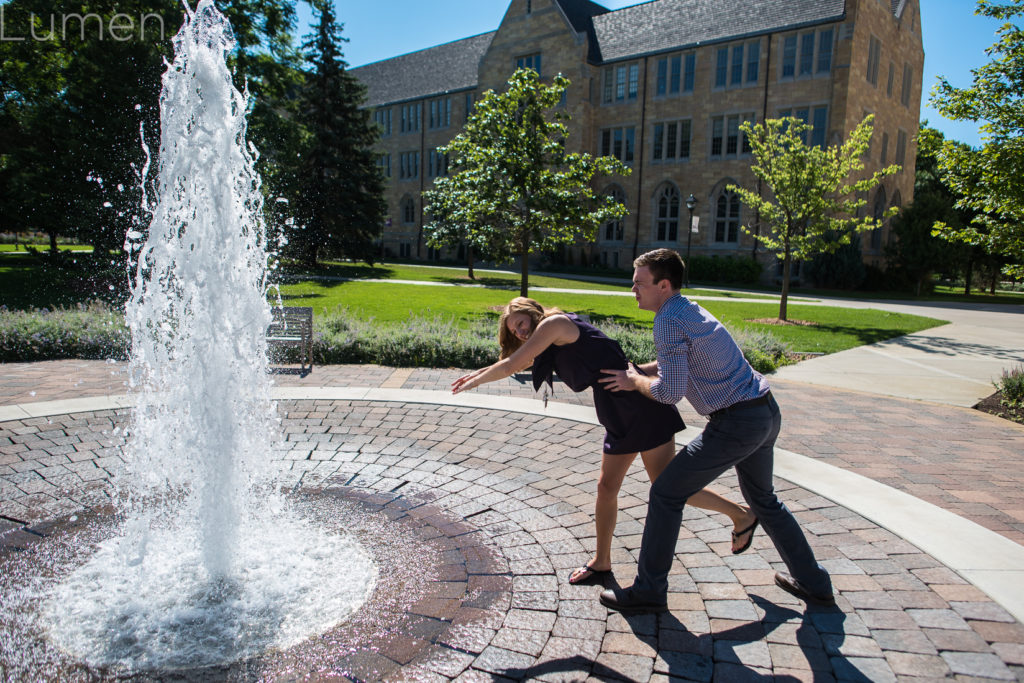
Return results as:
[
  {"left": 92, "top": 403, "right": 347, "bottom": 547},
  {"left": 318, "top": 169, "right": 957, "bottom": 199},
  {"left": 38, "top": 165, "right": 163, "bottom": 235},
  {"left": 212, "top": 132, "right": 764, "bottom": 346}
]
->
[{"left": 598, "top": 364, "right": 656, "bottom": 400}]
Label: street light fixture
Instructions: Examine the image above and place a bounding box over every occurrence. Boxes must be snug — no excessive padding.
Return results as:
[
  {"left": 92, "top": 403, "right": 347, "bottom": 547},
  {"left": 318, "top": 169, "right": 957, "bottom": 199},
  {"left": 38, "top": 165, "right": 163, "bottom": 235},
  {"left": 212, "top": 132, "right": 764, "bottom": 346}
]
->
[{"left": 684, "top": 193, "right": 697, "bottom": 288}]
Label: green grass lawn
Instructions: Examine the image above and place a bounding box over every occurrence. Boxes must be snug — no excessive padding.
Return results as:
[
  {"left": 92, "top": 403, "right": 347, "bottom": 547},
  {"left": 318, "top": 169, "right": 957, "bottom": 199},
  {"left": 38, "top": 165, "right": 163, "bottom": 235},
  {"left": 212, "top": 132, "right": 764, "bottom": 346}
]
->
[
  {"left": 273, "top": 279, "right": 946, "bottom": 354},
  {"left": 281, "top": 260, "right": 781, "bottom": 300},
  {"left": 0, "top": 244, "right": 92, "bottom": 252},
  {"left": 0, "top": 254, "right": 952, "bottom": 355}
]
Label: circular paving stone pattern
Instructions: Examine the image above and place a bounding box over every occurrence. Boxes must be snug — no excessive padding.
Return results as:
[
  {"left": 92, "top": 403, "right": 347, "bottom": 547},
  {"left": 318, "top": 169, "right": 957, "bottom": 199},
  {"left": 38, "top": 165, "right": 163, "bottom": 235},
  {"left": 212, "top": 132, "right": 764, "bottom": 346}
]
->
[{"left": 1, "top": 400, "right": 1023, "bottom": 682}]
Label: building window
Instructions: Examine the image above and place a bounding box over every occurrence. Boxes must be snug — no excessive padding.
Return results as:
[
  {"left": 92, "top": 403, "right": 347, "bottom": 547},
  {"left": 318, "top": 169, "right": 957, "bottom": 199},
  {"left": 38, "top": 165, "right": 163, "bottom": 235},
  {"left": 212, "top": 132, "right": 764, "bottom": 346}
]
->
[
  {"left": 901, "top": 63, "right": 913, "bottom": 107},
  {"left": 895, "top": 129, "right": 907, "bottom": 167},
  {"left": 887, "top": 62, "right": 895, "bottom": 97},
  {"left": 715, "top": 40, "right": 759, "bottom": 88},
  {"left": 428, "top": 149, "right": 448, "bottom": 178},
  {"left": 603, "top": 186, "right": 625, "bottom": 242},
  {"left": 465, "top": 92, "right": 475, "bottom": 122},
  {"left": 782, "top": 29, "right": 832, "bottom": 79},
  {"left": 401, "top": 197, "right": 416, "bottom": 224},
  {"left": 600, "top": 126, "right": 635, "bottom": 164},
  {"left": 714, "top": 189, "right": 741, "bottom": 243},
  {"left": 399, "top": 151, "right": 420, "bottom": 180},
  {"left": 880, "top": 132, "right": 889, "bottom": 165},
  {"left": 710, "top": 113, "right": 754, "bottom": 158},
  {"left": 778, "top": 105, "right": 828, "bottom": 148},
  {"left": 399, "top": 243, "right": 411, "bottom": 258},
  {"left": 817, "top": 29, "right": 833, "bottom": 73},
  {"left": 377, "top": 153, "right": 391, "bottom": 178},
  {"left": 374, "top": 108, "right": 392, "bottom": 136},
  {"left": 400, "top": 103, "right": 421, "bottom": 133},
  {"left": 516, "top": 53, "right": 542, "bottom": 75},
  {"left": 428, "top": 98, "right": 451, "bottom": 129},
  {"left": 782, "top": 35, "right": 797, "bottom": 78},
  {"left": 652, "top": 119, "right": 692, "bottom": 162},
  {"left": 603, "top": 63, "right": 640, "bottom": 103},
  {"left": 867, "top": 35, "right": 882, "bottom": 86},
  {"left": 799, "top": 33, "right": 815, "bottom": 75},
  {"left": 655, "top": 52, "right": 696, "bottom": 96},
  {"left": 655, "top": 185, "right": 680, "bottom": 242}
]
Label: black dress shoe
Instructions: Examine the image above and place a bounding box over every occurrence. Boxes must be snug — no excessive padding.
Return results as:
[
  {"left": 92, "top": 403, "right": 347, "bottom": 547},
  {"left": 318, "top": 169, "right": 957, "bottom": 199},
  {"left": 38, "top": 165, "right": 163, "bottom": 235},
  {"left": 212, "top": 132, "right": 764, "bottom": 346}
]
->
[
  {"left": 599, "top": 587, "right": 668, "bottom": 614},
  {"left": 775, "top": 572, "right": 836, "bottom": 606}
]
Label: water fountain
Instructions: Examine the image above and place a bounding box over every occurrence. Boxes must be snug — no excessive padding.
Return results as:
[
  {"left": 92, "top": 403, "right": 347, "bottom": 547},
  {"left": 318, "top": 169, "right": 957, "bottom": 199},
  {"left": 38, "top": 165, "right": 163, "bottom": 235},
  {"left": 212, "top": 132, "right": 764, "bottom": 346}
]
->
[{"left": 3, "top": 1, "right": 383, "bottom": 674}]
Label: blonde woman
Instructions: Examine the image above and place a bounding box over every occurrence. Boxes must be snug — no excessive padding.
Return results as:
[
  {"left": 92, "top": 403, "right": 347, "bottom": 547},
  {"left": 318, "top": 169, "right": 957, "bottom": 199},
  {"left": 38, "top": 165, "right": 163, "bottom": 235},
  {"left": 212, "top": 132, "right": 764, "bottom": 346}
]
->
[{"left": 453, "top": 297, "right": 759, "bottom": 584}]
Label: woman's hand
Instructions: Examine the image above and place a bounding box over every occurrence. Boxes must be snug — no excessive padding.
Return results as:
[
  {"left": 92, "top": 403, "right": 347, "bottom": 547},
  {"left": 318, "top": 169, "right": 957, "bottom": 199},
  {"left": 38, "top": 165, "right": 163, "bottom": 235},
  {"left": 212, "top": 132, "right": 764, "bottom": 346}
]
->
[{"left": 452, "top": 369, "right": 484, "bottom": 394}]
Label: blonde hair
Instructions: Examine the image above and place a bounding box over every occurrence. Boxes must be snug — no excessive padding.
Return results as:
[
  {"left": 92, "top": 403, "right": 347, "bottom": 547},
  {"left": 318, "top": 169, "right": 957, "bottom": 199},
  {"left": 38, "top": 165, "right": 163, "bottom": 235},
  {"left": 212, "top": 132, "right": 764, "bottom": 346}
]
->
[{"left": 497, "top": 297, "right": 563, "bottom": 359}]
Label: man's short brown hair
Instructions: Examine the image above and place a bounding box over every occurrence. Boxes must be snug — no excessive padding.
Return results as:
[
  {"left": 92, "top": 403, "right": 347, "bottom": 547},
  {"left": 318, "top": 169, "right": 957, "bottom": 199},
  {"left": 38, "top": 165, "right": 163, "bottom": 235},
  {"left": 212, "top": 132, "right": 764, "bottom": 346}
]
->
[{"left": 634, "top": 248, "right": 684, "bottom": 290}]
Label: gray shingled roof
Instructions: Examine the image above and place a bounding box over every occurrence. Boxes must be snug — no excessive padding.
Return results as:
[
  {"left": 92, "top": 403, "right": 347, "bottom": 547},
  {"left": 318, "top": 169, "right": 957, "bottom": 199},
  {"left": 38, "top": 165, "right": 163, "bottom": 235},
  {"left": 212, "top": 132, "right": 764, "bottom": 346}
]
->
[
  {"left": 351, "top": 31, "right": 495, "bottom": 107},
  {"left": 352, "top": 0, "right": 850, "bottom": 104},
  {"left": 556, "top": 0, "right": 612, "bottom": 33},
  {"left": 592, "top": 0, "right": 846, "bottom": 63}
]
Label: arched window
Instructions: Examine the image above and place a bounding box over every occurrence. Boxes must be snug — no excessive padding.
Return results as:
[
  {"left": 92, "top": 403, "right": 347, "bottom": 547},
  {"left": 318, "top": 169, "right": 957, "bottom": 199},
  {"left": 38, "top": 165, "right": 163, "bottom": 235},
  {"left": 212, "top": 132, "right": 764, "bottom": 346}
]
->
[
  {"left": 401, "top": 196, "right": 416, "bottom": 225},
  {"left": 871, "top": 186, "right": 886, "bottom": 250},
  {"left": 654, "top": 184, "right": 679, "bottom": 242},
  {"left": 714, "top": 189, "right": 741, "bottom": 243},
  {"left": 602, "top": 186, "right": 626, "bottom": 242}
]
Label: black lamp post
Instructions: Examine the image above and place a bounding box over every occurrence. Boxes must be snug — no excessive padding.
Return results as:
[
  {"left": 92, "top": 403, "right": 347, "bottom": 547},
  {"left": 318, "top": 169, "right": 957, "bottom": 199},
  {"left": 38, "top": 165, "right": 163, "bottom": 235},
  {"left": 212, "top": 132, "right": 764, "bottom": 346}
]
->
[{"left": 684, "top": 193, "right": 697, "bottom": 288}]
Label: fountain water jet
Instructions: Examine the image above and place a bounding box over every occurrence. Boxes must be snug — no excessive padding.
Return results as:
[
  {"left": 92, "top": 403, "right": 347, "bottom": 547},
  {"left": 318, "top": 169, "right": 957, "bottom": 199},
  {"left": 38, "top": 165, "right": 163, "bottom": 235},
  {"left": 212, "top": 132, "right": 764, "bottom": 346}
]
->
[{"left": 31, "top": 0, "right": 377, "bottom": 670}]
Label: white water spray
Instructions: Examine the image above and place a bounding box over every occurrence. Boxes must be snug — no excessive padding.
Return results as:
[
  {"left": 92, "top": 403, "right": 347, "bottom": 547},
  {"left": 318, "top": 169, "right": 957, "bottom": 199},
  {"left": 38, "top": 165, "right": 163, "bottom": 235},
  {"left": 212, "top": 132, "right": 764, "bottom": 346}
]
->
[{"left": 38, "top": 1, "right": 376, "bottom": 669}]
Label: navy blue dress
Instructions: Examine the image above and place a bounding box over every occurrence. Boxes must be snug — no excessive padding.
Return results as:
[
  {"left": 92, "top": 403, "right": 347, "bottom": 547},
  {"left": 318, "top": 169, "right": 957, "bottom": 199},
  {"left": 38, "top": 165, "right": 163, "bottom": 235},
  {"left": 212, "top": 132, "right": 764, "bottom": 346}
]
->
[{"left": 531, "top": 314, "right": 685, "bottom": 455}]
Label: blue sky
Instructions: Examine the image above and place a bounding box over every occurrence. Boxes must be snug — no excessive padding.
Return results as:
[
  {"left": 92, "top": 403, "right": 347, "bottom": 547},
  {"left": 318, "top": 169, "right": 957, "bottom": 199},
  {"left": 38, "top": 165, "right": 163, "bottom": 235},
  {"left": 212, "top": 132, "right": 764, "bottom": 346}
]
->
[{"left": 299, "top": 0, "right": 1007, "bottom": 148}]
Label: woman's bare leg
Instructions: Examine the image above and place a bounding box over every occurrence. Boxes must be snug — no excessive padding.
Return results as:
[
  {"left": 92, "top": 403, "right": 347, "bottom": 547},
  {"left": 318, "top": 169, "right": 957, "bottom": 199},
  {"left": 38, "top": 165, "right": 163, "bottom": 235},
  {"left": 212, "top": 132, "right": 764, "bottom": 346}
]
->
[
  {"left": 569, "top": 451, "right": 635, "bottom": 583},
  {"left": 640, "top": 441, "right": 759, "bottom": 553}
]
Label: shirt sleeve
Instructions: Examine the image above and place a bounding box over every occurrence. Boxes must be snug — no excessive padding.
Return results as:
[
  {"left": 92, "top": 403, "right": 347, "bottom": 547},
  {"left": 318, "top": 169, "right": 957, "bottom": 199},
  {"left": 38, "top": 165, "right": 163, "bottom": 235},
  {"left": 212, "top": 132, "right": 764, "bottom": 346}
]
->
[{"left": 649, "top": 316, "right": 689, "bottom": 405}]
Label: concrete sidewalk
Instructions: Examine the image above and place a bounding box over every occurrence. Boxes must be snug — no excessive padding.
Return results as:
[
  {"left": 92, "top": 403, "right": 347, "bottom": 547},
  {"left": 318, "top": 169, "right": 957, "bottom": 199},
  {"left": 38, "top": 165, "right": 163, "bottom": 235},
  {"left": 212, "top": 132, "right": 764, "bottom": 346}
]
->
[{"left": 773, "top": 300, "right": 1024, "bottom": 407}]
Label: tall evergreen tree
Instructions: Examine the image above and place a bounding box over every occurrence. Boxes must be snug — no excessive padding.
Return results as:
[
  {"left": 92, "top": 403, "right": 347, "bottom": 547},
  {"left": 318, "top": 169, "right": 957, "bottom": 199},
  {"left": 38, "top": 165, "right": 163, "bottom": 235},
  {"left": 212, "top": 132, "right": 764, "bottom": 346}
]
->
[{"left": 292, "top": 0, "right": 384, "bottom": 266}]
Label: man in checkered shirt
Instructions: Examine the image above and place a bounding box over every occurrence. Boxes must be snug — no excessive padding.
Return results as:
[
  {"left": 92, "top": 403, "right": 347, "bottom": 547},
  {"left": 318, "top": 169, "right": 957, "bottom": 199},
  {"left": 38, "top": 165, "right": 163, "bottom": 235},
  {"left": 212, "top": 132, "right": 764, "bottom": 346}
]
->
[{"left": 597, "top": 248, "right": 834, "bottom": 614}]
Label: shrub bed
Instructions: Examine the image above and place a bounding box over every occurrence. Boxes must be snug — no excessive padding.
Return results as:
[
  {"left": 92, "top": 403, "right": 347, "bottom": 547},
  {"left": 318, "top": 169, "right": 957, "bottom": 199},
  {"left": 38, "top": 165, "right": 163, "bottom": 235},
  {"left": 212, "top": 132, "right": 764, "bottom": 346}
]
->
[
  {"left": 1, "top": 304, "right": 793, "bottom": 373},
  {"left": 0, "top": 303, "right": 129, "bottom": 362}
]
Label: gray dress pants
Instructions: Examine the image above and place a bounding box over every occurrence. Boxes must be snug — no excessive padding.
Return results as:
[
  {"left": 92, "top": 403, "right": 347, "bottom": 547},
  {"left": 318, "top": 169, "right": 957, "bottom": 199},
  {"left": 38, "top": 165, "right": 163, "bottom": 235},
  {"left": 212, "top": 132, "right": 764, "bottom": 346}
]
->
[{"left": 631, "top": 395, "right": 832, "bottom": 598}]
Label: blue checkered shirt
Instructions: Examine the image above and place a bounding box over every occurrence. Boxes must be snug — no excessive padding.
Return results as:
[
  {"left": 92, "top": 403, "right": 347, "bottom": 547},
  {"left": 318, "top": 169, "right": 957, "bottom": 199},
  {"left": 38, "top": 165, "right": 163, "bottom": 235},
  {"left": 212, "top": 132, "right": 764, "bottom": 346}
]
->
[{"left": 648, "top": 294, "right": 770, "bottom": 415}]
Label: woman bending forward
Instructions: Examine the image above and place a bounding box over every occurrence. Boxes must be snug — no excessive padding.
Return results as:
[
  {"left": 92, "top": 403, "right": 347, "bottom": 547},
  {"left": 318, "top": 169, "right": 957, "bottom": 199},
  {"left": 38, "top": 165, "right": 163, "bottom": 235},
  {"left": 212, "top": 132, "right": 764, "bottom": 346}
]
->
[{"left": 452, "top": 297, "right": 759, "bottom": 585}]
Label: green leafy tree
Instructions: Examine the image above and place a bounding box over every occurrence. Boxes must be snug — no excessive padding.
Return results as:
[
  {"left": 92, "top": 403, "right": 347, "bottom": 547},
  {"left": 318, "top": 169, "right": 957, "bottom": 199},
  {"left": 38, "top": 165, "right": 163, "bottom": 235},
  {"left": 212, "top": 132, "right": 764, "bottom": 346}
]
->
[
  {"left": 289, "top": 0, "right": 384, "bottom": 266},
  {"left": 423, "top": 69, "right": 628, "bottom": 297},
  {"left": 931, "top": 0, "right": 1024, "bottom": 278},
  {"left": 885, "top": 125, "right": 970, "bottom": 295},
  {"left": 729, "top": 115, "right": 898, "bottom": 320},
  {"left": 0, "top": 0, "right": 299, "bottom": 260}
]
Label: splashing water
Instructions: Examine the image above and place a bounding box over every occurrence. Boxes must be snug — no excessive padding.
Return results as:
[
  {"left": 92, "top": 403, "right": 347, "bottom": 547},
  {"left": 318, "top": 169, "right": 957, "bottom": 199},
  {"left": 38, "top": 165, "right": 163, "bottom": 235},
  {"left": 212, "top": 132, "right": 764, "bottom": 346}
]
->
[{"left": 38, "top": 1, "right": 376, "bottom": 670}]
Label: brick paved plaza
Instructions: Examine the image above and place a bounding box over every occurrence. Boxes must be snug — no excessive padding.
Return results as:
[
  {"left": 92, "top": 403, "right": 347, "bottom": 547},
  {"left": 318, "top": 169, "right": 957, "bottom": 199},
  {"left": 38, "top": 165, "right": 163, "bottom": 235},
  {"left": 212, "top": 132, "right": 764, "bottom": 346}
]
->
[{"left": 2, "top": 361, "right": 1024, "bottom": 681}]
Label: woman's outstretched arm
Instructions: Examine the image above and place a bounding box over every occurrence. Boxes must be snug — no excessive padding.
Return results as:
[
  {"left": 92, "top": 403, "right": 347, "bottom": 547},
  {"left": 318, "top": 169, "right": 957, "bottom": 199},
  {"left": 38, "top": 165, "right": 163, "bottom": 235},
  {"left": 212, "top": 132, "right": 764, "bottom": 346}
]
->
[{"left": 451, "top": 315, "right": 577, "bottom": 394}]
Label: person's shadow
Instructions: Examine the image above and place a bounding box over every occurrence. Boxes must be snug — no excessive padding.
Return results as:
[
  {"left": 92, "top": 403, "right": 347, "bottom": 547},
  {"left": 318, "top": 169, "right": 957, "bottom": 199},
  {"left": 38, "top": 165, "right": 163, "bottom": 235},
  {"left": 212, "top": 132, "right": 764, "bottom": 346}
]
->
[{"left": 500, "top": 589, "right": 873, "bottom": 682}]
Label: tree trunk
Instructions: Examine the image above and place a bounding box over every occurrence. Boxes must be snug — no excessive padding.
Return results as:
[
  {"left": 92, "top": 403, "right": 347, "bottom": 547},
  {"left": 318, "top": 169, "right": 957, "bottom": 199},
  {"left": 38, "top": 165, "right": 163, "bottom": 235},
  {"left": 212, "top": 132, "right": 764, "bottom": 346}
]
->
[
  {"left": 519, "top": 241, "right": 529, "bottom": 298},
  {"left": 990, "top": 270, "right": 997, "bottom": 295},
  {"left": 964, "top": 257, "right": 973, "bottom": 296},
  {"left": 49, "top": 230, "right": 58, "bottom": 255},
  {"left": 466, "top": 244, "right": 475, "bottom": 280},
  {"left": 779, "top": 253, "right": 791, "bottom": 322}
]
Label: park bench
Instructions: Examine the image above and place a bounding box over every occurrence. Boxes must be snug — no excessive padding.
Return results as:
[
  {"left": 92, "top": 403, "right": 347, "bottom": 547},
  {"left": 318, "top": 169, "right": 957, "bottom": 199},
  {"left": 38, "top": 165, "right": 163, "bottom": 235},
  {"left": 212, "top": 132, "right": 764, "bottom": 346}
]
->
[{"left": 266, "top": 306, "right": 313, "bottom": 372}]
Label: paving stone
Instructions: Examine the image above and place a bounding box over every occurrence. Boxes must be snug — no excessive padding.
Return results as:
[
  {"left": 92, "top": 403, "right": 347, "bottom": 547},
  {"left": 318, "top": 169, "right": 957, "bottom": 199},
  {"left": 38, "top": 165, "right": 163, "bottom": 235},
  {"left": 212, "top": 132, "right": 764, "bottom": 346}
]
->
[
  {"left": 768, "top": 642, "right": 831, "bottom": 671},
  {"left": 713, "top": 639, "right": 771, "bottom": 669},
  {"left": 593, "top": 652, "right": 654, "bottom": 682},
  {"left": 869, "top": 629, "right": 938, "bottom": 655},
  {"left": 884, "top": 650, "right": 952, "bottom": 678},
  {"left": 907, "top": 608, "right": 973, "bottom": 631},
  {"left": 941, "top": 652, "right": 1016, "bottom": 680},
  {"left": 653, "top": 650, "right": 713, "bottom": 682},
  {"left": 830, "top": 655, "right": 896, "bottom": 682}
]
